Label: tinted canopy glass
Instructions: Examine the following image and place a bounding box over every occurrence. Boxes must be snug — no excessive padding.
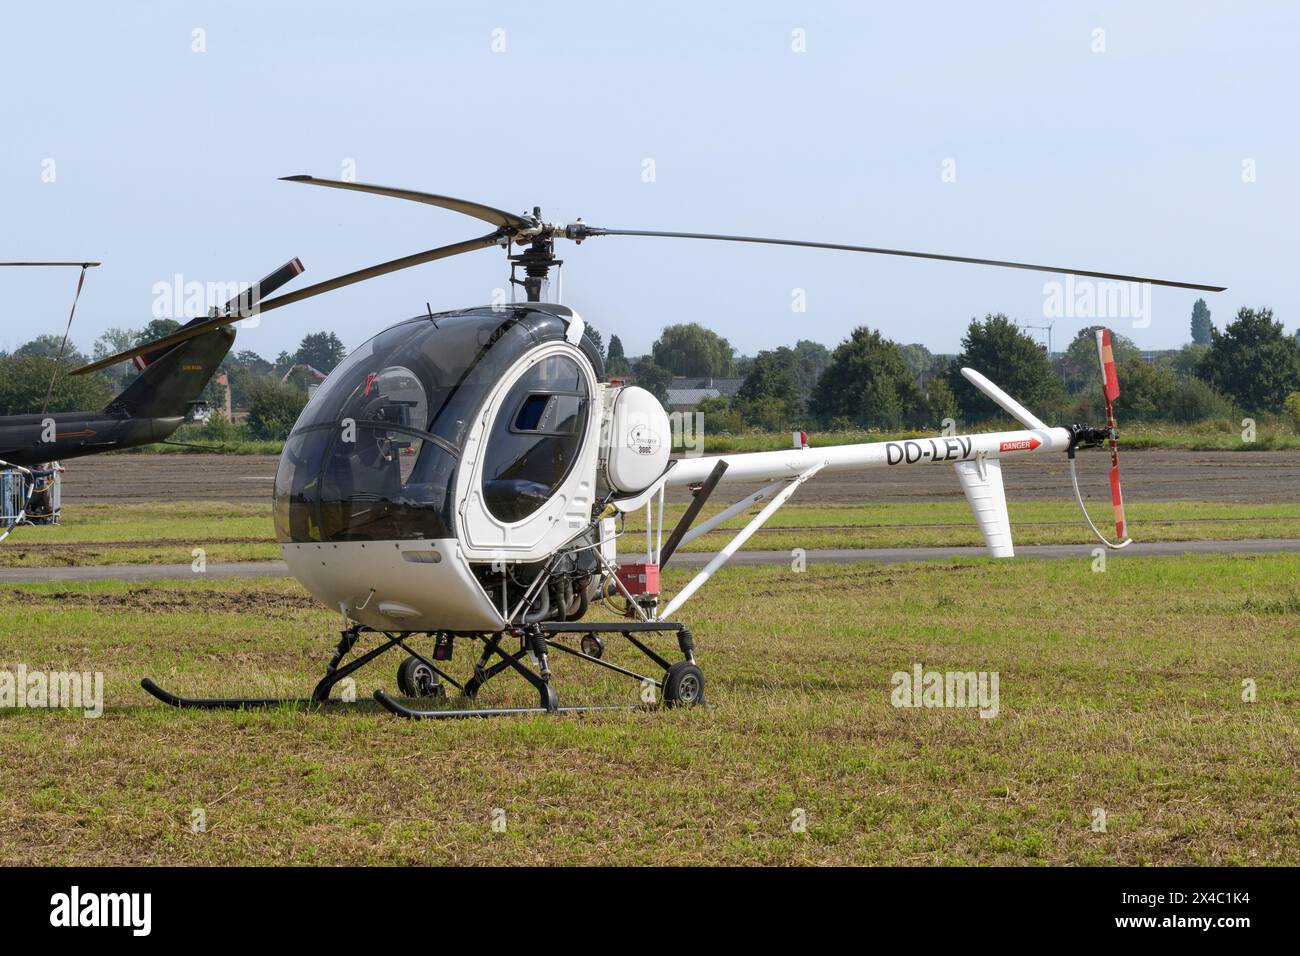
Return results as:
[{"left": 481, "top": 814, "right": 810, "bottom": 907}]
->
[{"left": 274, "top": 308, "right": 573, "bottom": 543}]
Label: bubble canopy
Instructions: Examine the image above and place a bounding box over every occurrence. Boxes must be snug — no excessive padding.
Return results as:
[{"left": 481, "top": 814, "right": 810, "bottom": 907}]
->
[{"left": 273, "top": 305, "right": 600, "bottom": 544}]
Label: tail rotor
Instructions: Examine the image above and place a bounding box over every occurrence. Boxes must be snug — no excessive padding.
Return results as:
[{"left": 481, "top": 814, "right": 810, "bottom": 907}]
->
[{"left": 1068, "top": 327, "right": 1132, "bottom": 549}]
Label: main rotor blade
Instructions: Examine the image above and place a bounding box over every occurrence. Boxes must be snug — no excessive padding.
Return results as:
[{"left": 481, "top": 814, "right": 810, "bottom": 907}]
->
[
  {"left": 281, "top": 175, "right": 531, "bottom": 231},
  {"left": 0, "top": 261, "right": 101, "bottom": 267},
  {"left": 587, "top": 228, "right": 1225, "bottom": 292},
  {"left": 71, "top": 233, "right": 502, "bottom": 376}
]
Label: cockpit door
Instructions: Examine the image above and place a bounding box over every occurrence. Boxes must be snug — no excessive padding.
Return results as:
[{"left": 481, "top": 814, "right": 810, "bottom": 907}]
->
[{"left": 455, "top": 342, "right": 601, "bottom": 561}]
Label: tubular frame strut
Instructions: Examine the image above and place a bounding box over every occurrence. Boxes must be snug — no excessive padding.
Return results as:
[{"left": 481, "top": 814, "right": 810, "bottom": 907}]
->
[{"left": 140, "top": 618, "right": 700, "bottom": 720}]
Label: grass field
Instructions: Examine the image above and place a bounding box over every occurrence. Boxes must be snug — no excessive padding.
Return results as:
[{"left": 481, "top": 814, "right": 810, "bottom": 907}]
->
[
  {"left": 3, "top": 499, "right": 1299, "bottom": 568},
  {"left": 1, "top": 553, "right": 1296, "bottom": 865}
]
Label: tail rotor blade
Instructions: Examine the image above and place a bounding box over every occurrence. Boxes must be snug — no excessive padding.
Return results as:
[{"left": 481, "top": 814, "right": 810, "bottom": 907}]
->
[
  {"left": 1095, "top": 327, "right": 1120, "bottom": 403},
  {"left": 1099, "top": 327, "right": 1129, "bottom": 545},
  {"left": 216, "top": 256, "right": 305, "bottom": 317},
  {"left": 1109, "top": 463, "right": 1127, "bottom": 539}
]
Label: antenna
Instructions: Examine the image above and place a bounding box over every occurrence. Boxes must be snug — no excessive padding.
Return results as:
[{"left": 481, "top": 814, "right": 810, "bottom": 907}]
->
[{"left": 1019, "top": 320, "right": 1055, "bottom": 359}]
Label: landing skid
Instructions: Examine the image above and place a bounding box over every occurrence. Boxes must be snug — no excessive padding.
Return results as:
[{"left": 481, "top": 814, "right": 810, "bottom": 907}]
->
[{"left": 140, "top": 620, "right": 703, "bottom": 719}]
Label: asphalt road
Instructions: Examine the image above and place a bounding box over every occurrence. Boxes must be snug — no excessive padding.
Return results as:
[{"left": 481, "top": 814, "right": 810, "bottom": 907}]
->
[{"left": 3, "top": 537, "right": 1297, "bottom": 584}]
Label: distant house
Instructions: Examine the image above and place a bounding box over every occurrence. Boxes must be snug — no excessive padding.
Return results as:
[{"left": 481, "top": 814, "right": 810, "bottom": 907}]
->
[
  {"left": 280, "top": 363, "right": 329, "bottom": 397},
  {"left": 665, "top": 376, "right": 745, "bottom": 411}
]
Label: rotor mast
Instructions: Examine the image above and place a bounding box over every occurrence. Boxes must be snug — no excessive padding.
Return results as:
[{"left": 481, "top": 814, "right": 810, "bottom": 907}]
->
[{"left": 509, "top": 209, "right": 576, "bottom": 302}]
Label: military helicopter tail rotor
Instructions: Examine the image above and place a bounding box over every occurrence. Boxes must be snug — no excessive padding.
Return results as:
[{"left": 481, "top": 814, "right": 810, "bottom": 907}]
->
[{"left": 71, "top": 233, "right": 502, "bottom": 376}]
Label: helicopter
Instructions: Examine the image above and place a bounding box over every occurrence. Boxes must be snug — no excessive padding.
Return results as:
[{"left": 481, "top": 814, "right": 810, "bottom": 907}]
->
[
  {"left": 0, "top": 258, "right": 305, "bottom": 541},
  {"left": 73, "top": 175, "right": 1225, "bottom": 718}
]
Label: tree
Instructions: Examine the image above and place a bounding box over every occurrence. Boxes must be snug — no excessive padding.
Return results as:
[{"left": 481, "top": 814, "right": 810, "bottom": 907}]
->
[
  {"left": 1284, "top": 391, "right": 1300, "bottom": 431},
  {"left": 630, "top": 357, "right": 672, "bottom": 404},
  {"left": 1171, "top": 343, "right": 1209, "bottom": 380},
  {"left": 1114, "top": 358, "right": 1176, "bottom": 421},
  {"left": 1191, "top": 298, "right": 1213, "bottom": 346},
  {"left": 1055, "top": 326, "right": 1139, "bottom": 395},
  {"left": 1167, "top": 377, "right": 1231, "bottom": 423},
  {"left": 736, "top": 348, "right": 801, "bottom": 424},
  {"left": 922, "top": 374, "right": 957, "bottom": 425},
  {"left": 948, "top": 314, "right": 1064, "bottom": 422},
  {"left": 897, "top": 343, "right": 934, "bottom": 380},
  {"left": 1197, "top": 307, "right": 1300, "bottom": 413},
  {"left": 651, "top": 323, "right": 734, "bottom": 377},
  {"left": 606, "top": 334, "right": 630, "bottom": 376},
  {"left": 810, "top": 327, "right": 936, "bottom": 429},
  {"left": 93, "top": 327, "right": 135, "bottom": 360},
  {"left": 695, "top": 394, "right": 747, "bottom": 433},
  {"left": 0, "top": 354, "right": 113, "bottom": 416},
  {"left": 14, "top": 335, "right": 88, "bottom": 368},
  {"left": 134, "top": 318, "right": 181, "bottom": 347},
  {"left": 790, "top": 339, "right": 830, "bottom": 403},
  {"left": 294, "top": 332, "right": 347, "bottom": 373},
  {"left": 232, "top": 349, "right": 272, "bottom": 373},
  {"left": 583, "top": 325, "right": 605, "bottom": 365},
  {"left": 245, "top": 378, "right": 308, "bottom": 440}
]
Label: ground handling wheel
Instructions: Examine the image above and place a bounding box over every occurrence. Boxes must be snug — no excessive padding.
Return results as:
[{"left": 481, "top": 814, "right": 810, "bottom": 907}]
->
[
  {"left": 661, "top": 661, "right": 704, "bottom": 707},
  {"left": 396, "top": 655, "right": 446, "bottom": 699}
]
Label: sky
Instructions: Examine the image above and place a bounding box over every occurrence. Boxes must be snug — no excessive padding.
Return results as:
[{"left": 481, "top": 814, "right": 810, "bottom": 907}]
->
[{"left": 1, "top": 1, "right": 1297, "bottom": 363}]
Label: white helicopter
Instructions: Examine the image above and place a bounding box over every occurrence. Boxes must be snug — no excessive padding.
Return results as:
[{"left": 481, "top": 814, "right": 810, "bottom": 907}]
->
[{"left": 77, "top": 177, "right": 1224, "bottom": 718}]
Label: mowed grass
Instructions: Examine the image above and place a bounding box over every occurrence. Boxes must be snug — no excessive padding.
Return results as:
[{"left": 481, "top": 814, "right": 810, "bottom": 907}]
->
[
  {"left": 0, "top": 553, "right": 1296, "bottom": 865},
  {"left": 4, "top": 499, "right": 1300, "bottom": 568}
]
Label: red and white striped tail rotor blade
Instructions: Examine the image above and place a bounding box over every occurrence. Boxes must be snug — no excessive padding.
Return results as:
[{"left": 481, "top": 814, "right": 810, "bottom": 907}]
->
[
  {"left": 1109, "top": 463, "right": 1127, "bottom": 539},
  {"left": 1095, "top": 327, "right": 1120, "bottom": 404}
]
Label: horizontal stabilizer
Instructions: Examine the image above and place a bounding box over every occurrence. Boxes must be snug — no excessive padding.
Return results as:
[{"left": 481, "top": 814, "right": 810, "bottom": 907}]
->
[{"left": 954, "top": 457, "right": 1013, "bottom": 557}]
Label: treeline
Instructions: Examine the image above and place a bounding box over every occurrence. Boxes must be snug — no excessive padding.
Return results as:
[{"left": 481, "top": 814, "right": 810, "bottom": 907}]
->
[
  {"left": 614, "top": 303, "right": 1300, "bottom": 432},
  {"left": 5, "top": 303, "right": 1299, "bottom": 444}
]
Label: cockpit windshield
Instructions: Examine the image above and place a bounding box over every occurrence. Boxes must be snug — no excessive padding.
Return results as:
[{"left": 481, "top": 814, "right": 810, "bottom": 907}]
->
[{"left": 273, "top": 307, "right": 572, "bottom": 543}]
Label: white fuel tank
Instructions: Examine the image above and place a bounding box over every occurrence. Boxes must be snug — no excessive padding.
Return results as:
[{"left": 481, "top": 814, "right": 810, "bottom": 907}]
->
[{"left": 599, "top": 386, "right": 671, "bottom": 494}]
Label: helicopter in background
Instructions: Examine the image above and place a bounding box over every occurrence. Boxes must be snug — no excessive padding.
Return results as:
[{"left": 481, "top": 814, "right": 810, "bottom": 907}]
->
[
  {"left": 0, "top": 259, "right": 305, "bottom": 541},
  {"left": 75, "top": 176, "right": 1224, "bottom": 718}
]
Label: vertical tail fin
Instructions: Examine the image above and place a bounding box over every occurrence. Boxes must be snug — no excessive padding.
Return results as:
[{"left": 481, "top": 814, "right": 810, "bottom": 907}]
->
[
  {"left": 954, "top": 457, "right": 1013, "bottom": 557},
  {"left": 107, "top": 326, "right": 236, "bottom": 419},
  {"left": 109, "top": 257, "right": 305, "bottom": 420}
]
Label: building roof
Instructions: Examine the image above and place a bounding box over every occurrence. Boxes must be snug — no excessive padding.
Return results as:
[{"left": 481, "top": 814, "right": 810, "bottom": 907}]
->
[
  {"left": 666, "top": 387, "right": 721, "bottom": 407},
  {"left": 670, "top": 376, "right": 745, "bottom": 397}
]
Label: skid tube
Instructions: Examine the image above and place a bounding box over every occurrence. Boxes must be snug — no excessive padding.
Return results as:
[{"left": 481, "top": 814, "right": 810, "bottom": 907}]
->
[{"left": 141, "top": 620, "right": 700, "bottom": 719}]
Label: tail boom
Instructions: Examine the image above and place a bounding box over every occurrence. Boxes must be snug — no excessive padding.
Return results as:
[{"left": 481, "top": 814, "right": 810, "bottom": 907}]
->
[{"left": 666, "top": 426, "right": 1070, "bottom": 487}]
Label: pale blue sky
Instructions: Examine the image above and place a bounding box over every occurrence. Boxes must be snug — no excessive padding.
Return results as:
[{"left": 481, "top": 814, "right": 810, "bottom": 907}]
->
[{"left": 2, "top": 1, "right": 1296, "bottom": 361}]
